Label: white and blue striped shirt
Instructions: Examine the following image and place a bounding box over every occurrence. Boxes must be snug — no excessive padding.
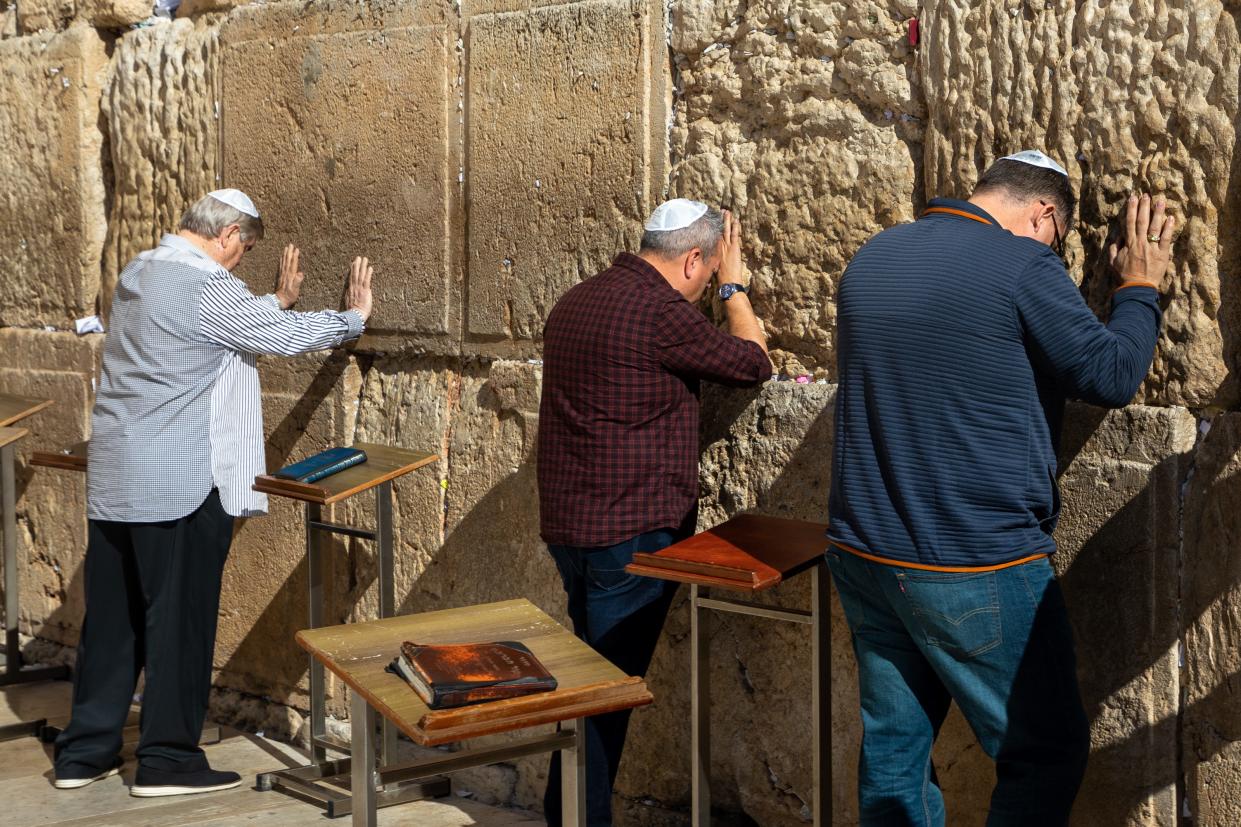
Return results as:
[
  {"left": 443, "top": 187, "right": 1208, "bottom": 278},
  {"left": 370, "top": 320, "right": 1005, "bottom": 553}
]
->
[{"left": 88, "top": 234, "right": 363, "bottom": 522}]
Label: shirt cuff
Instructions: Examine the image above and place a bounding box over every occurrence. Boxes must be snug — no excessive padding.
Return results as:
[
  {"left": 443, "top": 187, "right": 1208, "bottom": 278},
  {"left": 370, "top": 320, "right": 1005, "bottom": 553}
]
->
[
  {"left": 341, "top": 309, "right": 366, "bottom": 340},
  {"left": 263, "top": 294, "right": 283, "bottom": 310},
  {"left": 1111, "top": 282, "right": 1160, "bottom": 301}
]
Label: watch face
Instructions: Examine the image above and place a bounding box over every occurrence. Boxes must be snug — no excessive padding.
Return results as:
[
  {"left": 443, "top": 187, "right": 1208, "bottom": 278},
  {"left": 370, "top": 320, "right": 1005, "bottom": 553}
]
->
[{"left": 718, "top": 283, "right": 744, "bottom": 300}]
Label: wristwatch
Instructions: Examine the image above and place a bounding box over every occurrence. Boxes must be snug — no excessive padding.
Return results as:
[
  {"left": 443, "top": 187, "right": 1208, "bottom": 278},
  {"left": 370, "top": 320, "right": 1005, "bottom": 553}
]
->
[{"left": 718, "top": 283, "right": 748, "bottom": 301}]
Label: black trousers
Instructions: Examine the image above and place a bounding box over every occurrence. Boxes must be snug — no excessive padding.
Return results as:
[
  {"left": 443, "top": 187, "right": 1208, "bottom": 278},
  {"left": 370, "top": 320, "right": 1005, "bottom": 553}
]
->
[{"left": 54, "top": 490, "right": 234, "bottom": 773}]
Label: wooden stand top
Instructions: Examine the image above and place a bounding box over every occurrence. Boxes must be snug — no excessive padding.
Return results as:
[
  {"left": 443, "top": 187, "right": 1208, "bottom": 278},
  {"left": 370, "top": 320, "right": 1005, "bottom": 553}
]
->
[
  {"left": 252, "top": 442, "right": 437, "bottom": 505},
  {"left": 0, "top": 394, "right": 52, "bottom": 429},
  {"left": 297, "top": 599, "right": 652, "bottom": 746},
  {"left": 0, "top": 427, "right": 29, "bottom": 450},
  {"left": 30, "top": 440, "right": 88, "bottom": 472},
  {"left": 625, "top": 513, "right": 829, "bottom": 593}
]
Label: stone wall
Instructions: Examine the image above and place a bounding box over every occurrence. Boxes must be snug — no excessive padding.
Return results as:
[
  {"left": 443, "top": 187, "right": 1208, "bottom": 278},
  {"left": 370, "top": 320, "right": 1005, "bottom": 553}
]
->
[{"left": 2, "top": 1, "right": 1240, "bottom": 825}]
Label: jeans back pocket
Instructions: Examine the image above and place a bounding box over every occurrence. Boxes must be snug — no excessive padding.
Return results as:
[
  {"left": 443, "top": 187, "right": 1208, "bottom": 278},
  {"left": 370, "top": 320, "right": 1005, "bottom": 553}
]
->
[{"left": 898, "top": 570, "right": 1003, "bottom": 660}]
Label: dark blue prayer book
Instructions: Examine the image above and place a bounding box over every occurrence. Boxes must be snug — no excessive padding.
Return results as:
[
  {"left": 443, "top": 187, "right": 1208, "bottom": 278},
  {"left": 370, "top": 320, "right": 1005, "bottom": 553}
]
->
[{"left": 273, "top": 447, "right": 367, "bottom": 484}]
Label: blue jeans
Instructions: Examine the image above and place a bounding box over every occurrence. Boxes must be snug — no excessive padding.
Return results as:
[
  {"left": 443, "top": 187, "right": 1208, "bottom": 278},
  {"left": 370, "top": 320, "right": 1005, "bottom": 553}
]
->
[
  {"left": 826, "top": 549, "right": 1090, "bottom": 826},
  {"left": 542, "top": 516, "right": 692, "bottom": 827}
]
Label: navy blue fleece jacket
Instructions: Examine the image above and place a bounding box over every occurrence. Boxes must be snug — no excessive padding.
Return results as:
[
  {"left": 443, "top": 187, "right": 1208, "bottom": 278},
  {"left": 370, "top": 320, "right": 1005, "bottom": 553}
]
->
[{"left": 827, "top": 198, "right": 1161, "bottom": 569}]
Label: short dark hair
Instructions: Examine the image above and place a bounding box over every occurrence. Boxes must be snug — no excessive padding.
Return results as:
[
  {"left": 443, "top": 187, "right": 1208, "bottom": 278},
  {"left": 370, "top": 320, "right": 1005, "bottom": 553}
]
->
[
  {"left": 640, "top": 207, "right": 725, "bottom": 259},
  {"left": 973, "top": 158, "right": 1076, "bottom": 228}
]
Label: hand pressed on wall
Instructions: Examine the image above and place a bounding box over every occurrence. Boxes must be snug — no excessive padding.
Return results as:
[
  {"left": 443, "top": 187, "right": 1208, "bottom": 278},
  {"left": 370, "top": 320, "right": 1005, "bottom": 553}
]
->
[
  {"left": 346, "top": 256, "right": 374, "bottom": 321},
  {"left": 275, "top": 244, "right": 304, "bottom": 309},
  {"left": 1109, "top": 193, "right": 1176, "bottom": 290},
  {"left": 717, "top": 210, "right": 750, "bottom": 289}
]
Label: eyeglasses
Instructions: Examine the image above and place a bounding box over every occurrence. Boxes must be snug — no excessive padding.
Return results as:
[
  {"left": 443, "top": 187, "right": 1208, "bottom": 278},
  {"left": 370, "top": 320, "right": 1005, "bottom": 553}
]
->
[{"left": 1039, "top": 201, "right": 1066, "bottom": 259}]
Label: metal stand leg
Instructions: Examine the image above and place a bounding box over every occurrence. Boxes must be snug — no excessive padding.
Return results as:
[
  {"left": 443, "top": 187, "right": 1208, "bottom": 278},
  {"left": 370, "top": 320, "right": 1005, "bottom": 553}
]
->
[
  {"left": 351, "top": 691, "right": 377, "bottom": 827},
  {"left": 0, "top": 442, "right": 68, "bottom": 696},
  {"left": 561, "top": 719, "right": 587, "bottom": 827},
  {"left": 375, "top": 483, "right": 397, "bottom": 766},
  {"left": 257, "top": 487, "right": 449, "bottom": 811},
  {"left": 3, "top": 444, "right": 16, "bottom": 676},
  {"left": 307, "top": 502, "right": 328, "bottom": 764},
  {"left": 691, "top": 584, "right": 711, "bottom": 826},
  {"left": 811, "top": 563, "right": 832, "bottom": 826}
]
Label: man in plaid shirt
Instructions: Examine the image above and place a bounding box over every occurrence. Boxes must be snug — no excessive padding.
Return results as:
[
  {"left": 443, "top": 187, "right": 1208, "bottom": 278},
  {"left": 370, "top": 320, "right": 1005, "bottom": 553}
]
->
[{"left": 538, "top": 199, "right": 771, "bottom": 826}]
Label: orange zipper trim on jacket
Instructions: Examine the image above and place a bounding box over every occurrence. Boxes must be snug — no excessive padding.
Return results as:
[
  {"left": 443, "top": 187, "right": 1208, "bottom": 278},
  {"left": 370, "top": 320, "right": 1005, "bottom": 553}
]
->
[{"left": 921, "top": 206, "right": 995, "bottom": 226}]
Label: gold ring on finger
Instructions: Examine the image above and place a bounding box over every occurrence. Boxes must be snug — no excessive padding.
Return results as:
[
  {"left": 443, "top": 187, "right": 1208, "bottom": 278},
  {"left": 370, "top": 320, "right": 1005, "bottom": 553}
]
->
[{"left": 1147, "top": 234, "right": 1161, "bottom": 242}]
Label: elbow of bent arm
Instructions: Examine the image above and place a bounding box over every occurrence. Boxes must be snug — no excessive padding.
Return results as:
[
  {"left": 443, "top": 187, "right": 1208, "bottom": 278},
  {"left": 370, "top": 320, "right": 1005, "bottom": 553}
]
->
[{"left": 1078, "top": 362, "right": 1149, "bottom": 409}]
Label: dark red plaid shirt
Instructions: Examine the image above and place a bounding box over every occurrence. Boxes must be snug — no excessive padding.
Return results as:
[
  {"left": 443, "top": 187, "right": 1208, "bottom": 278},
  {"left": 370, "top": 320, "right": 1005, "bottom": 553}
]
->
[{"left": 538, "top": 253, "right": 771, "bottom": 547}]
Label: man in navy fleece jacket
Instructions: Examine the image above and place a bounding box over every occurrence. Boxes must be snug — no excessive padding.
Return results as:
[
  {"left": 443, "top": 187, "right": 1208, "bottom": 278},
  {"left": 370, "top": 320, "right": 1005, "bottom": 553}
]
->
[{"left": 826, "top": 151, "right": 1174, "bottom": 825}]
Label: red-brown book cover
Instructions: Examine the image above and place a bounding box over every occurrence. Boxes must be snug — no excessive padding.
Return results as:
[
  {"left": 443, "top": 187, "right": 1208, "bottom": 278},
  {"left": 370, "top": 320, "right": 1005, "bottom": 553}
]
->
[{"left": 388, "top": 640, "right": 558, "bottom": 709}]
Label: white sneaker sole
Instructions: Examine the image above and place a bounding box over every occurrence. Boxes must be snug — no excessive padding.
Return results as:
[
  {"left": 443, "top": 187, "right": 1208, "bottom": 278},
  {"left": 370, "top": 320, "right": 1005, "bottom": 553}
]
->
[
  {"left": 130, "top": 779, "right": 242, "bottom": 798},
  {"left": 54, "top": 766, "right": 122, "bottom": 789}
]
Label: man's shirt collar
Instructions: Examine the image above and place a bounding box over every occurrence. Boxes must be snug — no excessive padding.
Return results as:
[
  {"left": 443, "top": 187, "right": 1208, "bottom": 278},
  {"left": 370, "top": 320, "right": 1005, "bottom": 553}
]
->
[
  {"left": 157, "top": 233, "right": 230, "bottom": 275},
  {"left": 922, "top": 197, "right": 999, "bottom": 227},
  {"left": 613, "top": 251, "right": 683, "bottom": 298}
]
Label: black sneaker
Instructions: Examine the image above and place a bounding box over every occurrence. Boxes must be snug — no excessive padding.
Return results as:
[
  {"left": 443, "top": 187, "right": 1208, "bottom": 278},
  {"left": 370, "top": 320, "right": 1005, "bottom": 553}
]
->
[
  {"left": 130, "top": 764, "right": 242, "bottom": 798},
  {"left": 53, "top": 756, "right": 124, "bottom": 789}
]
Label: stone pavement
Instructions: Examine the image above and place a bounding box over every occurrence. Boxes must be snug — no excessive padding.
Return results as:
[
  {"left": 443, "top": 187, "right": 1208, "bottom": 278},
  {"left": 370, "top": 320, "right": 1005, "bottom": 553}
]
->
[{"left": 0, "top": 678, "right": 544, "bottom": 827}]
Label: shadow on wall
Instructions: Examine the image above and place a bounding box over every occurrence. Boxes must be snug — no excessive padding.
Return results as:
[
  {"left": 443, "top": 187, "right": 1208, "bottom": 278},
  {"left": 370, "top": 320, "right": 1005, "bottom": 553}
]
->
[
  {"left": 213, "top": 354, "right": 356, "bottom": 709},
  {"left": 680, "top": 384, "right": 1232, "bottom": 827},
  {"left": 1216, "top": 19, "right": 1241, "bottom": 411},
  {"left": 389, "top": 372, "right": 559, "bottom": 623}
]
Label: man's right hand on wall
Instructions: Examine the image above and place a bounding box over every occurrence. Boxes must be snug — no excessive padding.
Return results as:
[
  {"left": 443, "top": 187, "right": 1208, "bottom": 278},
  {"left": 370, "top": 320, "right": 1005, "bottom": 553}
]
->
[
  {"left": 1109, "top": 193, "right": 1175, "bottom": 290},
  {"left": 717, "top": 210, "right": 750, "bottom": 289},
  {"left": 346, "top": 256, "right": 374, "bottom": 321}
]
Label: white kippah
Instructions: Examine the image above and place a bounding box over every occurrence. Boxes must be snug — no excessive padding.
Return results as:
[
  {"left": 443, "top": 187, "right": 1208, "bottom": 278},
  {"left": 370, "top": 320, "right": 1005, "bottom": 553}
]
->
[
  {"left": 1000, "top": 150, "right": 1068, "bottom": 178},
  {"left": 208, "top": 188, "right": 260, "bottom": 218},
  {"left": 645, "top": 198, "right": 709, "bottom": 232}
]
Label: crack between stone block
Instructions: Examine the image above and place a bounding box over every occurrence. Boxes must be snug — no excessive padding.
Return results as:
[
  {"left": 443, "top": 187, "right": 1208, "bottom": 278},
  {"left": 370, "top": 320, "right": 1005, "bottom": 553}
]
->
[
  {"left": 439, "top": 363, "right": 464, "bottom": 543},
  {"left": 1177, "top": 415, "right": 1210, "bottom": 826}
]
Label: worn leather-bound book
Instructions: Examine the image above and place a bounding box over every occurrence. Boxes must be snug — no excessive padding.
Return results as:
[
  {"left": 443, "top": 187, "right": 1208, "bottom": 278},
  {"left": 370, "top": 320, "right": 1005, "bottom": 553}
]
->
[
  {"left": 388, "top": 640, "right": 558, "bottom": 709},
  {"left": 273, "top": 446, "right": 367, "bottom": 483}
]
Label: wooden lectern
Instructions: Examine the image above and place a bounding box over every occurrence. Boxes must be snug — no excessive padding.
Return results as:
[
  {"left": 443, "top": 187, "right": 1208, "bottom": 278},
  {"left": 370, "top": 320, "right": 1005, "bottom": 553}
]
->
[
  {"left": 296, "top": 598, "right": 653, "bottom": 827},
  {"left": 626, "top": 513, "right": 833, "bottom": 826},
  {"left": 253, "top": 442, "right": 445, "bottom": 815},
  {"left": 0, "top": 395, "right": 71, "bottom": 703},
  {"left": 29, "top": 441, "right": 87, "bottom": 473}
]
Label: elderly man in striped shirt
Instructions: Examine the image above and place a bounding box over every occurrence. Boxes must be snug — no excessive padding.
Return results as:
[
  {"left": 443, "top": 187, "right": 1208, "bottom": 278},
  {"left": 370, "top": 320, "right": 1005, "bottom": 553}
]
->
[{"left": 52, "top": 190, "right": 373, "bottom": 797}]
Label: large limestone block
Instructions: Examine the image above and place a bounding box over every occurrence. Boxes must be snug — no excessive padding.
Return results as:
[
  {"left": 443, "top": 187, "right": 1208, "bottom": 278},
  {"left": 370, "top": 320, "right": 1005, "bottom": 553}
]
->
[
  {"left": 80, "top": 0, "right": 147, "bottom": 28},
  {"left": 437, "top": 360, "right": 552, "bottom": 617},
  {"left": 176, "top": 0, "right": 247, "bottom": 18},
  {"left": 0, "top": 329, "right": 101, "bottom": 648},
  {"left": 0, "top": 23, "right": 106, "bottom": 327},
  {"left": 691, "top": 391, "right": 1195, "bottom": 827},
  {"left": 931, "top": 404, "right": 1196, "bottom": 826},
  {"left": 1183, "top": 413, "right": 1241, "bottom": 826},
  {"left": 920, "top": 1, "right": 1241, "bottom": 408},
  {"left": 221, "top": 1, "right": 454, "bottom": 350},
  {"left": 102, "top": 18, "right": 221, "bottom": 317},
  {"left": 14, "top": 0, "right": 74, "bottom": 33},
  {"left": 401, "top": 360, "right": 562, "bottom": 809},
  {"left": 669, "top": 1, "right": 923, "bottom": 378},
  {"left": 348, "top": 355, "right": 456, "bottom": 622},
  {"left": 616, "top": 381, "right": 843, "bottom": 825},
  {"left": 212, "top": 351, "right": 363, "bottom": 709},
  {"left": 463, "top": 0, "right": 668, "bottom": 352},
  {"left": 1036, "top": 404, "right": 1193, "bottom": 826}
]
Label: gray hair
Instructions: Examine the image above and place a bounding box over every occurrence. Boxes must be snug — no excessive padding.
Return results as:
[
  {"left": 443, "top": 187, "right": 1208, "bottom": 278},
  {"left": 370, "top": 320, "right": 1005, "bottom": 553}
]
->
[
  {"left": 640, "top": 207, "right": 725, "bottom": 259},
  {"left": 179, "top": 194, "right": 265, "bottom": 242}
]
